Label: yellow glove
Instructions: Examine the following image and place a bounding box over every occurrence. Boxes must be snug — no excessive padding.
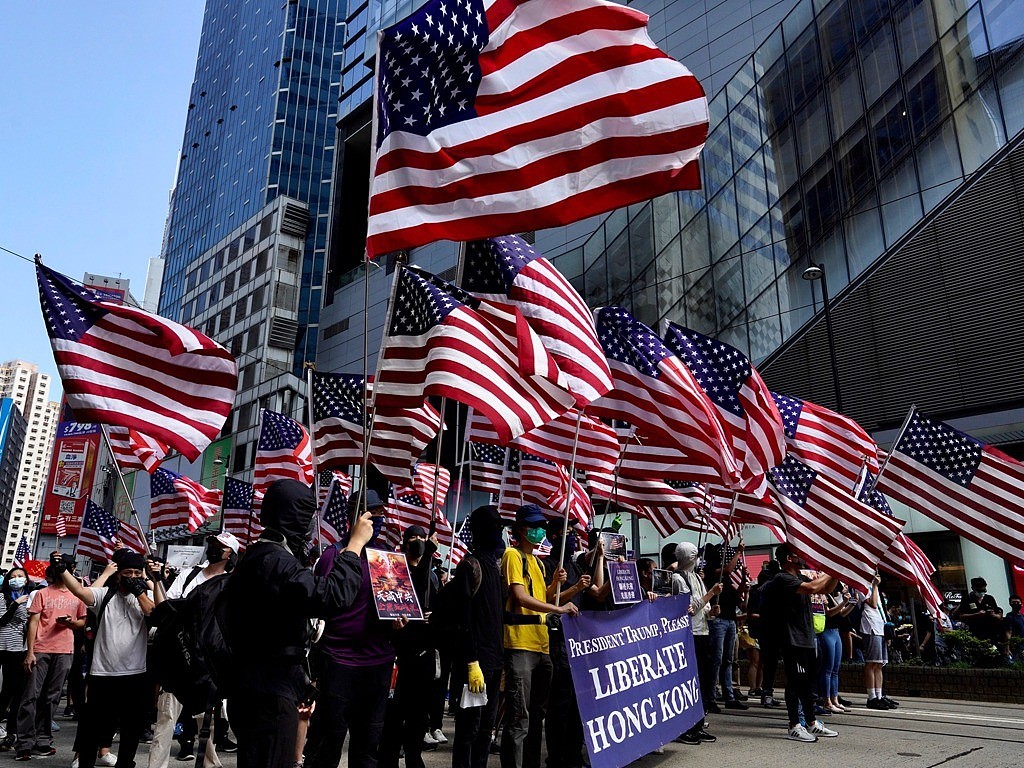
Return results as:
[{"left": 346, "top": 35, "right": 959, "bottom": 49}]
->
[{"left": 468, "top": 661, "right": 485, "bottom": 694}]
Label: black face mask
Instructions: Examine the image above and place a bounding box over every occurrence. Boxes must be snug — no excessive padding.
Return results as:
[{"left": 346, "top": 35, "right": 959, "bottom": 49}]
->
[
  {"left": 405, "top": 540, "right": 427, "bottom": 560},
  {"left": 206, "top": 543, "right": 225, "bottom": 563}
]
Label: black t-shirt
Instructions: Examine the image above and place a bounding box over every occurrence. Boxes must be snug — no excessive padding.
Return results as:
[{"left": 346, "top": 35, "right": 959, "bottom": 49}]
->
[
  {"left": 765, "top": 572, "right": 815, "bottom": 649},
  {"left": 957, "top": 591, "right": 1001, "bottom": 639},
  {"left": 718, "top": 581, "right": 740, "bottom": 622}
]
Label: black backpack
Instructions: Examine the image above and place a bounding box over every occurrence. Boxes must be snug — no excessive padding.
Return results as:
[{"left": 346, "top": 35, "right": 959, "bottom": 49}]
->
[{"left": 429, "top": 556, "right": 481, "bottom": 636}]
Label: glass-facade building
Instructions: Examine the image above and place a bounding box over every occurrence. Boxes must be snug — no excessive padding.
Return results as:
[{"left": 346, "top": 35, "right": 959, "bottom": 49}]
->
[{"left": 160, "top": 0, "right": 347, "bottom": 372}]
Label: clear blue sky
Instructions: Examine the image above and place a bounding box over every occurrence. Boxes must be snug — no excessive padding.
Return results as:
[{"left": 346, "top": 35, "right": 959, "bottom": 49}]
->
[{"left": 0, "top": 3, "right": 206, "bottom": 400}]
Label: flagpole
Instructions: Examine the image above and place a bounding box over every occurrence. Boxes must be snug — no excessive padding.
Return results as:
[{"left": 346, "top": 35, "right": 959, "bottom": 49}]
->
[
  {"left": 871, "top": 404, "right": 917, "bottom": 490},
  {"left": 696, "top": 485, "right": 711, "bottom": 552},
  {"left": 428, "top": 399, "right": 447, "bottom": 536},
  {"left": 555, "top": 410, "right": 584, "bottom": 603},
  {"left": 442, "top": 405, "right": 469, "bottom": 576},
  {"left": 716, "top": 491, "right": 739, "bottom": 587},
  {"left": 305, "top": 364, "right": 323, "bottom": 549},
  {"left": 851, "top": 455, "right": 871, "bottom": 495},
  {"left": 99, "top": 425, "right": 153, "bottom": 556},
  {"left": 597, "top": 426, "right": 637, "bottom": 533}
]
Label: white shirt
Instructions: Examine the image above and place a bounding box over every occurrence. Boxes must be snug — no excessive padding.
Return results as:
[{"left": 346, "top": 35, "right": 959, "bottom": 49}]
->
[
  {"left": 87, "top": 587, "right": 149, "bottom": 677},
  {"left": 859, "top": 591, "right": 886, "bottom": 636}
]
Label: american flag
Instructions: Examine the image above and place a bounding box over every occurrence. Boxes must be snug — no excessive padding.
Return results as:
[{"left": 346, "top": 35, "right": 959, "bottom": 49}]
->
[
  {"left": 78, "top": 501, "right": 146, "bottom": 563},
  {"left": 497, "top": 449, "right": 523, "bottom": 519},
  {"left": 448, "top": 522, "right": 471, "bottom": 566},
  {"left": 55, "top": 516, "right": 68, "bottom": 538},
  {"left": 150, "top": 468, "right": 223, "bottom": 532},
  {"left": 875, "top": 408, "right": 1024, "bottom": 568},
  {"left": 466, "top": 407, "right": 620, "bottom": 476},
  {"left": 412, "top": 463, "right": 452, "bottom": 507},
  {"left": 13, "top": 535, "right": 30, "bottom": 569},
  {"left": 663, "top": 323, "right": 785, "bottom": 494},
  {"left": 317, "top": 469, "right": 352, "bottom": 508},
  {"left": 587, "top": 472, "right": 702, "bottom": 537},
  {"left": 254, "top": 409, "right": 314, "bottom": 487},
  {"left": 462, "top": 236, "right": 612, "bottom": 405},
  {"left": 772, "top": 392, "right": 877, "bottom": 488},
  {"left": 547, "top": 465, "right": 593, "bottom": 528},
  {"left": 587, "top": 308, "right": 738, "bottom": 484},
  {"left": 371, "top": 399, "right": 444, "bottom": 485},
  {"left": 222, "top": 477, "right": 263, "bottom": 551},
  {"left": 618, "top": 440, "right": 720, "bottom": 483},
  {"left": 373, "top": 266, "right": 575, "bottom": 443},
  {"left": 319, "top": 477, "right": 352, "bottom": 547},
  {"left": 35, "top": 261, "right": 237, "bottom": 462},
  {"left": 388, "top": 486, "right": 460, "bottom": 550},
  {"left": 519, "top": 453, "right": 564, "bottom": 514},
  {"left": 469, "top": 442, "right": 506, "bottom": 494},
  {"left": 769, "top": 455, "right": 903, "bottom": 593},
  {"left": 365, "top": 0, "right": 708, "bottom": 257},
  {"left": 705, "top": 485, "right": 787, "bottom": 543},
  {"left": 106, "top": 427, "right": 170, "bottom": 474}
]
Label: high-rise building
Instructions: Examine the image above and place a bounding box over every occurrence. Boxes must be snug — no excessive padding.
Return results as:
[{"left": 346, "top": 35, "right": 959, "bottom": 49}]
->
[
  {"left": 317, "top": 0, "right": 1024, "bottom": 605},
  {"left": 0, "top": 399, "right": 28, "bottom": 539},
  {"left": 0, "top": 361, "right": 60, "bottom": 564}
]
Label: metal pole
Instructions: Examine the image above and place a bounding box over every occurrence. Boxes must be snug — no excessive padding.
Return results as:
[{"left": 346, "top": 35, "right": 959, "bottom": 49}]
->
[
  {"left": 428, "top": 399, "right": 447, "bottom": 536},
  {"left": 717, "top": 491, "right": 739, "bottom": 586},
  {"left": 872, "top": 405, "right": 917, "bottom": 491},
  {"left": 99, "top": 425, "right": 153, "bottom": 556},
  {"left": 818, "top": 264, "right": 844, "bottom": 414},
  {"left": 555, "top": 410, "right": 585, "bottom": 603},
  {"left": 597, "top": 426, "right": 637, "bottom": 533}
]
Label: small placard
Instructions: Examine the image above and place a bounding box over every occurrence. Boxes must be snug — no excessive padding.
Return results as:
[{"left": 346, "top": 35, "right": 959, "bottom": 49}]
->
[
  {"left": 608, "top": 560, "right": 642, "bottom": 605},
  {"left": 599, "top": 532, "right": 627, "bottom": 561},
  {"left": 366, "top": 548, "right": 424, "bottom": 621},
  {"left": 652, "top": 568, "right": 674, "bottom": 595},
  {"left": 165, "top": 545, "right": 205, "bottom": 569}
]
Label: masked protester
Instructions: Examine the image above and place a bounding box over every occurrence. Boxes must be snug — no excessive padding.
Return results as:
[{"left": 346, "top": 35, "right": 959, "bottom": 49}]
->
[
  {"left": 500, "top": 505, "right": 578, "bottom": 768},
  {"left": 0, "top": 568, "right": 35, "bottom": 751},
  {"left": 224, "top": 479, "right": 374, "bottom": 768},
  {"left": 54, "top": 548, "right": 163, "bottom": 768},
  {"left": 149, "top": 532, "right": 241, "bottom": 768},
  {"left": 380, "top": 525, "right": 440, "bottom": 768},
  {"left": 303, "top": 490, "right": 397, "bottom": 768}
]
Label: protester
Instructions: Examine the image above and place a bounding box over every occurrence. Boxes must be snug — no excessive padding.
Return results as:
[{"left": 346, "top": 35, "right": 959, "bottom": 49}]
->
[
  {"left": 670, "top": 541, "right": 721, "bottom": 745},
  {"left": 736, "top": 583, "right": 761, "bottom": 698},
  {"left": 150, "top": 532, "right": 240, "bottom": 768},
  {"left": 763, "top": 543, "right": 839, "bottom": 743},
  {"left": 500, "top": 505, "right": 579, "bottom": 768},
  {"left": 380, "top": 525, "right": 440, "bottom": 768},
  {"left": 1003, "top": 594, "right": 1024, "bottom": 660},
  {"left": 448, "top": 506, "right": 505, "bottom": 768},
  {"left": 859, "top": 573, "right": 897, "bottom": 710},
  {"left": 224, "top": 479, "right": 374, "bottom": 768},
  {"left": 706, "top": 544, "right": 748, "bottom": 710},
  {"left": 541, "top": 519, "right": 594, "bottom": 768},
  {"left": 303, "top": 489, "right": 397, "bottom": 768},
  {"left": 954, "top": 577, "right": 1001, "bottom": 642},
  {"left": 14, "top": 563, "right": 87, "bottom": 759},
  {"left": 53, "top": 547, "right": 163, "bottom": 768},
  {"left": 817, "top": 583, "right": 854, "bottom": 713},
  {"left": 0, "top": 568, "right": 35, "bottom": 748}
]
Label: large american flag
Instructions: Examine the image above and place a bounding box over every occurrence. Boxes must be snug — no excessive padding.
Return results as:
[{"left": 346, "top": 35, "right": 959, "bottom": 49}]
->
[
  {"left": 317, "top": 469, "right": 352, "bottom": 508},
  {"left": 373, "top": 266, "right": 575, "bottom": 443},
  {"left": 462, "top": 236, "right": 612, "bottom": 405},
  {"left": 663, "top": 323, "right": 785, "bottom": 495},
  {"left": 254, "top": 409, "right": 314, "bottom": 487},
  {"left": 78, "top": 501, "right": 147, "bottom": 562},
  {"left": 106, "top": 427, "right": 169, "bottom": 474},
  {"left": 770, "top": 456, "right": 903, "bottom": 593},
  {"left": 387, "top": 486, "right": 460, "bottom": 550},
  {"left": 587, "top": 308, "right": 738, "bottom": 484},
  {"left": 13, "top": 535, "right": 30, "bottom": 569},
  {"left": 319, "top": 477, "right": 352, "bottom": 548},
  {"left": 875, "top": 408, "right": 1024, "bottom": 568},
  {"left": 469, "top": 442, "right": 506, "bottom": 494},
  {"left": 466, "top": 407, "right": 620, "bottom": 476},
  {"left": 772, "top": 392, "right": 877, "bottom": 488},
  {"left": 35, "top": 262, "right": 237, "bottom": 462},
  {"left": 366, "top": 0, "right": 708, "bottom": 257},
  {"left": 150, "top": 468, "right": 223, "bottom": 532},
  {"left": 222, "top": 477, "right": 264, "bottom": 551},
  {"left": 587, "top": 472, "right": 702, "bottom": 537}
]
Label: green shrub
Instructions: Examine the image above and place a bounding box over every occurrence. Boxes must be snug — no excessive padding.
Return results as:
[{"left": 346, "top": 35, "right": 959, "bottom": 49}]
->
[{"left": 941, "top": 630, "right": 1001, "bottom": 667}]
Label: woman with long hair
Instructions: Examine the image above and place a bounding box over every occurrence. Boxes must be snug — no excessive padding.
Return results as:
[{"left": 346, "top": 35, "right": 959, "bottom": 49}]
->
[{"left": 0, "top": 567, "right": 35, "bottom": 749}]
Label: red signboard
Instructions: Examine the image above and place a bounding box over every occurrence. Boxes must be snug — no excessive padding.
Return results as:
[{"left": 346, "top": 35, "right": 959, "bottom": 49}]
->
[{"left": 39, "top": 422, "right": 102, "bottom": 536}]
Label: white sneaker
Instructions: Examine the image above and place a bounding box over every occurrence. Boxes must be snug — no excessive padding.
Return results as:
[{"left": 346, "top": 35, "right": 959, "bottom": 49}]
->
[
  {"left": 72, "top": 760, "right": 79, "bottom": 768},
  {"left": 787, "top": 724, "right": 817, "bottom": 743},
  {"left": 98, "top": 753, "right": 119, "bottom": 766},
  {"left": 431, "top": 729, "right": 448, "bottom": 744},
  {"left": 0, "top": 725, "right": 6, "bottom": 739},
  {"left": 423, "top": 732, "right": 439, "bottom": 746},
  {"left": 652, "top": 746, "right": 665, "bottom": 755},
  {"left": 809, "top": 721, "right": 838, "bottom": 738}
]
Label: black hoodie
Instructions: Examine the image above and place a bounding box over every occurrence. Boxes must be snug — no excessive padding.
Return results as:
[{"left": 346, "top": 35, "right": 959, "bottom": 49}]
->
[{"left": 224, "top": 479, "right": 363, "bottom": 698}]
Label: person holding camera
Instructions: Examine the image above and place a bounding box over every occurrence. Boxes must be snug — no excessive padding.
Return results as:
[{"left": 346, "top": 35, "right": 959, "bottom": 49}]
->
[
  {"left": 499, "top": 505, "right": 579, "bottom": 768},
  {"left": 14, "top": 560, "right": 87, "bottom": 760},
  {"left": 52, "top": 548, "right": 164, "bottom": 768}
]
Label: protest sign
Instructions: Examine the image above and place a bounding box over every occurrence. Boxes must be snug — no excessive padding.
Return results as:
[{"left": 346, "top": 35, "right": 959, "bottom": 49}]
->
[
  {"left": 652, "top": 569, "right": 673, "bottom": 595},
  {"left": 366, "top": 548, "right": 424, "bottom": 620},
  {"left": 599, "top": 532, "right": 627, "bottom": 560},
  {"left": 608, "top": 561, "right": 641, "bottom": 605},
  {"left": 563, "top": 594, "right": 702, "bottom": 768},
  {"left": 166, "top": 545, "right": 205, "bottom": 569}
]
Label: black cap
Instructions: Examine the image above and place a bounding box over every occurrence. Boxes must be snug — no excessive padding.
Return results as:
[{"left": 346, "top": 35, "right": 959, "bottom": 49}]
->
[
  {"left": 515, "top": 504, "right": 547, "bottom": 527},
  {"left": 403, "top": 524, "right": 428, "bottom": 544},
  {"left": 349, "top": 489, "right": 385, "bottom": 511}
]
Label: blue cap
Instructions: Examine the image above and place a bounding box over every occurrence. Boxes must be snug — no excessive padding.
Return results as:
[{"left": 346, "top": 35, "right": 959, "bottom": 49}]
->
[{"left": 515, "top": 504, "right": 547, "bottom": 527}]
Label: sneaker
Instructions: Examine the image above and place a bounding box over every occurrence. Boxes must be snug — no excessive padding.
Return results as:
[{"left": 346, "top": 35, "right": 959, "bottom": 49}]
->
[
  {"left": 761, "top": 695, "right": 782, "bottom": 708},
  {"left": 489, "top": 739, "right": 500, "bottom": 755},
  {"left": 431, "top": 729, "right": 448, "bottom": 744},
  {"left": 217, "top": 739, "right": 238, "bottom": 754},
  {"left": 62, "top": 707, "right": 75, "bottom": 720},
  {"left": 15, "top": 751, "right": 31, "bottom": 761},
  {"left": 0, "top": 727, "right": 6, "bottom": 740},
  {"left": 177, "top": 742, "right": 195, "bottom": 762},
  {"left": 733, "top": 691, "right": 749, "bottom": 701},
  {"left": 97, "top": 753, "right": 117, "bottom": 767},
  {"left": 724, "top": 699, "right": 748, "bottom": 710},
  {"left": 704, "top": 701, "right": 722, "bottom": 715},
  {"left": 787, "top": 725, "right": 817, "bottom": 743},
  {"left": 881, "top": 696, "right": 900, "bottom": 708},
  {"left": 696, "top": 729, "right": 716, "bottom": 743},
  {"left": 674, "top": 732, "right": 701, "bottom": 745},
  {"left": 423, "top": 731, "right": 439, "bottom": 746},
  {"left": 652, "top": 746, "right": 665, "bottom": 755},
  {"left": 49, "top": 722, "right": 59, "bottom": 733},
  {"left": 748, "top": 688, "right": 763, "bottom": 697},
  {"left": 31, "top": 747, "right": 55, "bottom": 757},
  {"left": 865, "top": 697, "right": 891, "bottom": 710},
  {"left": 0, "top": 735, "right": 16, "bottom": 752},
  {"left": 71, "top": 759, "right": 78, "bottom": 768},
  {"left": 813, "top": 704, "right": 832, "bottom": 716},
  {"left": 837, "top": 696, "right": 852, "bottom": 707},
  {"left": 141, "top": 729, "right": 154, "bottom": 744},
  {"left": 809, "top": 721, "right": 838, "bottom": 738}
]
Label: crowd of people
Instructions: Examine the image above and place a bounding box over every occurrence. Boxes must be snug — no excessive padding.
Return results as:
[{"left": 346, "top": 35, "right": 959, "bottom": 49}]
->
[{"left": 0, "top": 477, "right": 1019, "bottom": 767}]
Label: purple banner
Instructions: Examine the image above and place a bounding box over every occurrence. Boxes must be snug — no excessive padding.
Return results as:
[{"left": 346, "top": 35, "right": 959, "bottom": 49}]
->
[{"left": 562, "top": 594, "right": 702, "bottom": 768}]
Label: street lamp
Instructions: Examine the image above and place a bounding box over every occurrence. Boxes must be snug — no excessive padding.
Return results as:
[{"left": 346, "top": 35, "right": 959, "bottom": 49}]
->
[{"left": 801, "top": 263, "right": 844, "bottom": 413}]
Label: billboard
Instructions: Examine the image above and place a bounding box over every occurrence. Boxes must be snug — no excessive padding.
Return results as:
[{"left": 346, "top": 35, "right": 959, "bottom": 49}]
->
[{"left": 39, "top": 422, "right": 102, "bottom": 536}]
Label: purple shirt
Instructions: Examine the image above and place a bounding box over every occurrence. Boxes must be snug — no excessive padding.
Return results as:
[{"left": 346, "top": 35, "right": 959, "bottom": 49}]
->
[{"left": 314, "top": 546, "right": 395, "bottom": 667}]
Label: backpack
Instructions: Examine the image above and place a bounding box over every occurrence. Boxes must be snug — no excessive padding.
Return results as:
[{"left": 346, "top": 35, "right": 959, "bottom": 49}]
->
[
  {"left": 429, "top": 555, "right": 481, "bottom": 636},
  {"left": 149, "top": 575, "right": 231, "bottom": 716}
]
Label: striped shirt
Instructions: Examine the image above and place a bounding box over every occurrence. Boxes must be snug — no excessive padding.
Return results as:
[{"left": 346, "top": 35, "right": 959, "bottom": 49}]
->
[{"left": 0, "top": 593, "right": 30, "bottom": 652}]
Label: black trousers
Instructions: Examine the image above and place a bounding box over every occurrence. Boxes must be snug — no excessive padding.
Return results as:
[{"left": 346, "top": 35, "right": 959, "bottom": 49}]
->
[
  {"left": 77, "top": 674, "right": 149, "bottom": 768},
  {"left": 760, "top": 637, "right": 780, "bottom": 698},
  {"left": 381, "top": 651, "right": 435, "bottom": 768},
  {"left": 781, "top": 646, "right": 817, "bottom": 728},
  {"left": 451, "top": 666, "right": 501, "bottom": 768},
  {"left": 0, "top": 649, "right": 27, "bottom": 734},
  {"left": 545, "top": 655, "right": 583, "bottom": 768},
  {"left": 230, "top": 692, "right": 300, "bottom": 768},
  {"left": 304, "top": 660, "right": 392, "bottom": 768}
]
